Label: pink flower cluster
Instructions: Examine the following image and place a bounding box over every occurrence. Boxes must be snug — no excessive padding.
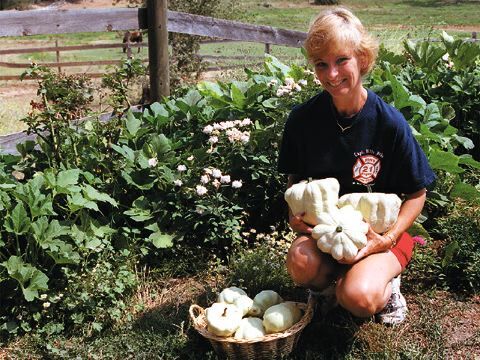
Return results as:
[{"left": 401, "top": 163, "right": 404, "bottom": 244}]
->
[
  {"left": 412, "top": 236, "right": 427, "bottom": 246},
  {"left": 203, "top": 119, "right": 252, "bottom": 149}
]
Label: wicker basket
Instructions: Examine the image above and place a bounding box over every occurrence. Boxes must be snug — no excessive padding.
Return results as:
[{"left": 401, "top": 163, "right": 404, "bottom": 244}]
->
[{"left": 189, "top": 295, "right": 315, "bottom": 360}]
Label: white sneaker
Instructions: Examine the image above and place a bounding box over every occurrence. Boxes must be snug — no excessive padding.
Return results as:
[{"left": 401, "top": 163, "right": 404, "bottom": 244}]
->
[{"left": 377, "top": 275, "right": 408, "bottom": 325}]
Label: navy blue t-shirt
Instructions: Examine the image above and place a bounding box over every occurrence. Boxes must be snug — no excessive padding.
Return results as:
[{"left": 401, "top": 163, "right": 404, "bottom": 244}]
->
[{"left": 278, "top": 89, "right": 436, "bottom": 196}]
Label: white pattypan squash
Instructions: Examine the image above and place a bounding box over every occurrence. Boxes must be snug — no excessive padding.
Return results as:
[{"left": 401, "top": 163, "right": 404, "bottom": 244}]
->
[
  {"left": 282, "top": 301, "right": 302, "bottom": 324},
  {"left": 312, "top": 205, "right": 369, "bottom": 261},
  {"left": 284, "top": 178, "right": 340, "bottom": 226},
  {"left": 233, "top": 294, "right": 254, "bottom": 317},
  {"left": 338, "top": 193, "right": 401, "bottom": 233},
  {"left": 263, "top": 303, "right": 297, "bottom": 334},
  {"left": 217, "top": 286, "right": 247, "bottom": 304},
  {"left": 234, "top": 317, "right": 266, "bottom": 340},
  {"left": 205, "top": 302, "right": 243, "bottom": 337},
  {"left": 252, "top": 290, "right": 283, "bottom": 316}
]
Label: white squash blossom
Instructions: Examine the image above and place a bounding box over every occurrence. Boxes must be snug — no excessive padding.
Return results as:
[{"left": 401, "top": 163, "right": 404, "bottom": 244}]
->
[
  {"left": 240, "top": 134, "right": 250, "bottom": 143},
  {"left": 203, "top": 124, "right": 214, "bottom": 134},
  {"left": 285, "top": 77, "right": 295, "bottom": 86},
  {"left": 276, "top": 88, "right": 287, "bottom": 97},
  {"left": 241, "top": 118, "right": 252, "bottom": 126},
  {"left": 212, "top": 169, "right": 222, "bottom": 178},
  {"left": 232, "top": 180, "right": 243, "bottom": 188},
  {"left": 148, "top": 157, "right": 158, "bottom": 167},
  {"left": 208, "top": 136, "right": 219, "bottom": 144},
  {"left": 177, "top": 164, "right": 187, "bottom": 172},
  {"left": 196, "top": 185, "right": 208, "bottom": 196},
  {"left": 220, "top": 175, "right": 231, "bottom": 184},
  {"left": 173, "top": 179, "right": 183, "bottom": 187}
]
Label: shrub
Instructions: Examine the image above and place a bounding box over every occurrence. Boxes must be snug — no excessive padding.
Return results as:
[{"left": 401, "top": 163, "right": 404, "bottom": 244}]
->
[{"left": 435, "top": 200, "right": 480, "bottom": 294}]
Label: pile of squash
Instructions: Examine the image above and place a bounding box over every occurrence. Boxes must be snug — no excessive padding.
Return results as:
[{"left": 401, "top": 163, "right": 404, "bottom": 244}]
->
[
  {"left": 285, "top": 177, "right": 402, "bottom": 261},
  {"left": 205, "top": 287, "right": 302, "bottom": 339}
]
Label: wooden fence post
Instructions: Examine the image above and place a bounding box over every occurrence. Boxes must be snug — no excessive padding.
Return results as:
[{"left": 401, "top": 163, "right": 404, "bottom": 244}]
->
[
  {"left": 147, "top": 0, "right": 170, "bottom": 101},
  {"left": 264, "top": 43, "right": 270, "bottom": 54},
  {"left": 55, "top": 39, "right": 61, "bottom": 73}
]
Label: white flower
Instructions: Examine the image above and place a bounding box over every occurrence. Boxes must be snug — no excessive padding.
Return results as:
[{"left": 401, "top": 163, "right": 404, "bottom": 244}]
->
[
  {"left": 298, "top": 79, "right": 308, "bottom": 86},
  {"left": 241, "top": 118, "right": 251, "bottom": 126},
  {"left": 177, "top": 164, "right": 187, "bottom": 172},
  {"left": 232, "top": 180, "right": 243, "bottom": 188},
  {"left": 203, "top": 124, "right": 214, "bottom": 134},
  {"left": 212, "top": 169, "right": 222, "bottom": 178},
  {"left": 293, "top": 84, "right": 302, "bottom": 92},
  {"left": 285, "top": 77, "right": 295, "bottom": 86},
  {"left": 240, "top": 134, "right": 250, "bottom": 143},
  {"left": 200, "top": 175, "right": 210, "bottom": 184},
  {"left": 208, "top": 136, "right": 219, "bottom": 144},
  {"left": 173, "top": 179, "right": 183, "bottom": 186},
  {"left": 203, "top": 168, "right": 213, "bottom": 175},
  {"left": 220, "top": 175, "right": 231, "bottom": 184},
  {"left": 196, "top": 185, "right": 208, "bottom": 196},
  {"left": 195, "top": 206, "right": 204, "bottom": 214},
  {"left": 40, "top": 294, "right": 47, "bottom": 300},
  {"left": 187, "top": 155, "right": 194, "bottom": 161},
  {"left": 43, "top": 302, "right": 51, "bottom": 309},
  {"left": 212, "top": 179, "right": 221, "bottom": 188},
  {"left": 148, "top": 157, "right": 158, "bottom": 167}
]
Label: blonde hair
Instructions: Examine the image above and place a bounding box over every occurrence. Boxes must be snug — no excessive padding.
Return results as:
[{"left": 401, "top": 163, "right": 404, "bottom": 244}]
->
[{"left": 304, "top": 7, "right": 378, "bottom": 76}]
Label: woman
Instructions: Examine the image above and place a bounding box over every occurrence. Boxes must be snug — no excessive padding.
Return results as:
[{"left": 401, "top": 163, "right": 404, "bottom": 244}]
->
[{"left": 278, "top": 8, "right": 436, "bottom": 325}]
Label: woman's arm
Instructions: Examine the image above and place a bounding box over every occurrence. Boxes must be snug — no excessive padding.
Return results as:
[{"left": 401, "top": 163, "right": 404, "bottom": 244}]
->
[
  {"left": 382, "top": 188, "right": 427, "bottom": 246},
  {"left": 343, "top": 188, "right": 427, "bottom": 263}
]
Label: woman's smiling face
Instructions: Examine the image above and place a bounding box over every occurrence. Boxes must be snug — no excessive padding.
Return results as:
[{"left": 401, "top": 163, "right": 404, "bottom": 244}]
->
[{"left": 313, "top": 49, "right": 364, "bottom": 99}]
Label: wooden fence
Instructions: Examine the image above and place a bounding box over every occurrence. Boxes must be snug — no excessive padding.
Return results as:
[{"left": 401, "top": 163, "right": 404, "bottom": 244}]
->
[
  {"left": 0, "top": 39, "right": 289, "bottom": 81},
  {"left": 0, "top": 4, "right": 307, "bottom": 98},
  {"left": 0, "top": 42, "right": 148, "bottom": 80}
]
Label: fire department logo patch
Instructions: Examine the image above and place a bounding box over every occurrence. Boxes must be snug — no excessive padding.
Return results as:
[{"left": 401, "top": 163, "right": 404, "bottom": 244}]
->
[{"left": 353, "top": 154, "right": 381, "bottom": 185}]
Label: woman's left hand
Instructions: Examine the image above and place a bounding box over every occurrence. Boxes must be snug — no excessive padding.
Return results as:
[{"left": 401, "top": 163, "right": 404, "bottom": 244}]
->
[{"left": 338, "top": 225, "right": 392, "bottom": 264}]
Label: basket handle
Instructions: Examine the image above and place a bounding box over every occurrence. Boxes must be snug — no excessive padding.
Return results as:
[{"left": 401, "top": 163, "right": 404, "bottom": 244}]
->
[{"left": 189, "top": 304, "right": 205, "bottom": 325}]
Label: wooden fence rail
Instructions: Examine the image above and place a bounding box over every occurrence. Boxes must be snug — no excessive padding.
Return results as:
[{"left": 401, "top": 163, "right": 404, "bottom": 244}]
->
[{"left": 0, "top": 8, "right": 307, "bottom": 47}]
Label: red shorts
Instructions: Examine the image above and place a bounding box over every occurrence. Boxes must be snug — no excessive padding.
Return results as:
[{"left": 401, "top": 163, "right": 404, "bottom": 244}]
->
[{"left": 390, "top": 232, "right": 414, "bottom": 270}]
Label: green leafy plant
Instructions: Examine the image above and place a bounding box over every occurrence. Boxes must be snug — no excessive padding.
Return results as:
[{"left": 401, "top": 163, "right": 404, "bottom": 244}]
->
[{"left": 435, "top": 200, "right": 480, "bottom": 294}]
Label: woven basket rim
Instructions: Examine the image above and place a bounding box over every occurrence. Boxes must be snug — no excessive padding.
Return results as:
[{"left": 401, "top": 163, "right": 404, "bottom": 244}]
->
[{"left": 189, "top": 296, "right": 315, "bottom": 345}]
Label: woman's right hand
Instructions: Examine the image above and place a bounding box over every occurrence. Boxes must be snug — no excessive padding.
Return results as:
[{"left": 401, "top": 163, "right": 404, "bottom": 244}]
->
[{"left": 289, "top": 212, "right": 313, "bottom": 235}]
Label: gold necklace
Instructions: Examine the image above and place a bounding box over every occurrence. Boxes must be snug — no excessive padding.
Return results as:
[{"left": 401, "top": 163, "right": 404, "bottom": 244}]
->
[
  {"left": 331, "top": 96, "right": 367, "bottom": 133},
  {"left": 331, "top": 101, "right": 355, "bottom": 133},
  {"left": 336, "top": 120, "right": 354, "bottom": 133}
]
